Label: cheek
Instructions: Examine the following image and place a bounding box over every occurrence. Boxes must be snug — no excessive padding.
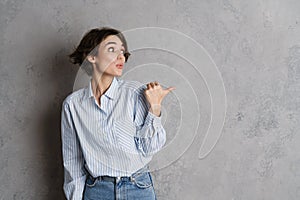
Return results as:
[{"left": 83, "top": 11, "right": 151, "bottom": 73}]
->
[
  {"left": 105, "top": 53, "right": 117, "bottom": 61},
  {"left": 99, "top": 55, "right": 117, "bottom": 68}
]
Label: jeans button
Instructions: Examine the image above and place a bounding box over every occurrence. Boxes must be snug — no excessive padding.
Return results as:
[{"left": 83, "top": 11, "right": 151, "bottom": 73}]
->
[
  {"left": 130, "top": 177, "right": 135, "bottom": 182},
  {"left": 116, "top": 176, "right": 121, "bottom": 183}
]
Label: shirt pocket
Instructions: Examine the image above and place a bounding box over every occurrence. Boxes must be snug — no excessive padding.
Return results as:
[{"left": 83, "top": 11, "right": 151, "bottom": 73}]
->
[{"left": 113, "top": 118, "right": 138, "bottom": 154}]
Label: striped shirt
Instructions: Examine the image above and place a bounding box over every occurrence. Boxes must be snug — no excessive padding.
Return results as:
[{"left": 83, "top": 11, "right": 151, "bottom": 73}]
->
[{"left": 61, "top": 76, "right": 166, "bottom": 200}]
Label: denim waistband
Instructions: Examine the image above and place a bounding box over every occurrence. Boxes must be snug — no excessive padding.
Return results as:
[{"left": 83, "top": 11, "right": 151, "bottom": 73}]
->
[{"left": 87, "top": 165, "right": 150, "bottom": 183}]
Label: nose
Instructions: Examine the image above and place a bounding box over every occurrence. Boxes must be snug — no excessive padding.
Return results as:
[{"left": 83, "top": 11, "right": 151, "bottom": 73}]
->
[{"left": 117, "top": 52, "right": 125, "bottom": 60}]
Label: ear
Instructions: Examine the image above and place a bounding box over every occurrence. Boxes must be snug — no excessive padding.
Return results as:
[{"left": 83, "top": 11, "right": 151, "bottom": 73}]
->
[{"left": 86, "top": 55, "right": 96, "bottom": 64}]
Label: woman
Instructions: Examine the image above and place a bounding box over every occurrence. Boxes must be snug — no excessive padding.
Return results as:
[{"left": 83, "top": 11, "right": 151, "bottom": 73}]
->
[{"left": 61, "top": 27, "right": 175, "bottom": 200}]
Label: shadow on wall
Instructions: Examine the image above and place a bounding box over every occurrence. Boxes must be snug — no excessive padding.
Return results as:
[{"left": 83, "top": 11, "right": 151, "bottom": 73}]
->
[{"left": 38, "top": 43, "right": 78, "bottom": 200}]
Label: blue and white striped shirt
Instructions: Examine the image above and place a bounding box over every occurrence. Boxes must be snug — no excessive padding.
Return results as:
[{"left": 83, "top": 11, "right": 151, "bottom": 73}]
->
[{"left": 61, "top": 76, "right": 166, "bottom": 200}]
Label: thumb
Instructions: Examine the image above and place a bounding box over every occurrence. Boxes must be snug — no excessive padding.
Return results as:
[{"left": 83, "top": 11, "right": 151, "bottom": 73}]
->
[{"left": 163, "top": 86, "right": 176, "bottom": 96}]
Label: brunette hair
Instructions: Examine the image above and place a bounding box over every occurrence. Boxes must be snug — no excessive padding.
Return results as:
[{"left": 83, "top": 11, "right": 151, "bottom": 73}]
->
[{"left": 68, "top": 27, "right": 131, "bottom": 75}]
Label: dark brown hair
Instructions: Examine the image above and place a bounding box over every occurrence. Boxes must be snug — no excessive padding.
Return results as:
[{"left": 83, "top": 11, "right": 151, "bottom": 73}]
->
[{"left": 68, "top": 27, "right": 131, "bottom": 75}]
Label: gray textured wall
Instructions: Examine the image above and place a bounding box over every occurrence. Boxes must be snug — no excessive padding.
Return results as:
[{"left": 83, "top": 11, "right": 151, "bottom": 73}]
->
[{"left": 1, "top": 0, "right": 300, "bottom": 199}]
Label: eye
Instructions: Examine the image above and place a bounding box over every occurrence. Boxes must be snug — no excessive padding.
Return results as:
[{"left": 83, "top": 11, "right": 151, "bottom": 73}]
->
[
  {"left": 108, "top": 47, "right": 114, "bottom": 52},
  {"left": 120, "top": 49, "right": 125, "bottom": 54}
]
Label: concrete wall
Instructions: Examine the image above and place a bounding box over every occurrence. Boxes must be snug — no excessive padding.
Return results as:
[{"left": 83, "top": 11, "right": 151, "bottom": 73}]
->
[{"left": 1, "top": 0, "right": 299, "bottom": 199}]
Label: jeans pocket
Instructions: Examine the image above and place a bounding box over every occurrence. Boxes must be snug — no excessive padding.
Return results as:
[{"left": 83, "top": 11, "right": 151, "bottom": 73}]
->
[
  {"left": 114, "top": 119, "right": 137, "bottom": 153},
  {"left": 132, "top": 172, "right": 153, "bottom": 189},
  {"left": 85, "top": 176, "right": 98, "bottom": 188}
]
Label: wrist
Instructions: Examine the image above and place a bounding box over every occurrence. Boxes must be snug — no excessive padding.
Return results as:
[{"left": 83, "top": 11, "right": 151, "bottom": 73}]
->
[{"left": 149, "top": 104, "right": 161, "bottom": 117}]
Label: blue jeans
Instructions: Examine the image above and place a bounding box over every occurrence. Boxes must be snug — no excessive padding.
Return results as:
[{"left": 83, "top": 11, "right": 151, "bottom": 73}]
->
[{"left": 83, "top": 166, "right": 157, "bottom": 200}]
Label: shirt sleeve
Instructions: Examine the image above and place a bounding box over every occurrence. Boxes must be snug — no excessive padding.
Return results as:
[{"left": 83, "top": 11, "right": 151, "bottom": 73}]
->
[
  {"left": 61, "top": 102, "right": 87, "bottom": 200},
  {"left": 133, "top": 85, "right": 167, "bottom": 157}
]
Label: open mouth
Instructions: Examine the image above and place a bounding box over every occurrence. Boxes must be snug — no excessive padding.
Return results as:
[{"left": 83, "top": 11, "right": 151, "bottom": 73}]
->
[{"left": 116, "top": 64, "right": 123, "bottom": 69}]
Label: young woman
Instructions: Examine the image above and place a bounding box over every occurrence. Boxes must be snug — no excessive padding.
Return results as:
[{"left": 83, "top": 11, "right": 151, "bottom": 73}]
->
[{"left": 61, "top": 27, "right": 175, "bottom": 200}]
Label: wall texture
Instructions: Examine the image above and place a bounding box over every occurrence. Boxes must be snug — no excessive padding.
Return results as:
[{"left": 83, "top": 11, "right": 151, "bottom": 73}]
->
[{"left": 1, "top": 0, "right": 300, "bottom": 199}]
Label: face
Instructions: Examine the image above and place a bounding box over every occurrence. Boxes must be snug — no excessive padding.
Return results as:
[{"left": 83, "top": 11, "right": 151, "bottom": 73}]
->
[{"left": 92, "top": 35, "right": 126, "bottom": 77}]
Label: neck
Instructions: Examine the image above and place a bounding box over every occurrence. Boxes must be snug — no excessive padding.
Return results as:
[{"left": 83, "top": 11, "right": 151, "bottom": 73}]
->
[{"left": 91, "top": 74, "right": 114, "bottom": 98}]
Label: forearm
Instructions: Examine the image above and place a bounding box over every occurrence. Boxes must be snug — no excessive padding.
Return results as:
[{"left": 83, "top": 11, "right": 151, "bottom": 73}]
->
[
  {"left": 61, "top": 102, "right": 87, "bottom": 200},
  {"left": 63, "top": 173, "right": 87, "bottom": 200},
  {"left": 135, "top": 111, "right": 166, "bottom": 157}
]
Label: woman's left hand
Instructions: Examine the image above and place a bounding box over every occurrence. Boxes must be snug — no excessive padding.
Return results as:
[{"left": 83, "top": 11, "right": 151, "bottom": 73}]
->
[{"left": 144, "top": 81, "right": 175, "bottom": 117}]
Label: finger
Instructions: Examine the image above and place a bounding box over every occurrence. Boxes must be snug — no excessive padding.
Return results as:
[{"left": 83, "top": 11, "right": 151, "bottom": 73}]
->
[
  {"left": 146, "top": 83, "right": 151, "bottom": 90},
  {"left": 163, "top": 87, "right": 176, "bottom": 95},
  {"left": 167, "top": 86, "right": 176, "bottom": 91},
  {"left": 150, "top": 82, "right": 155, "bottom": 88},
  {"left": 154, "top": 82, "right": 161, "bottom": 88}
]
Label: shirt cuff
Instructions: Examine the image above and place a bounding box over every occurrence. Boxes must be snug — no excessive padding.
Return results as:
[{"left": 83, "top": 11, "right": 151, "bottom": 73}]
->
[{"left": 144, "top": 110, "right": 162, "bottom": 129}]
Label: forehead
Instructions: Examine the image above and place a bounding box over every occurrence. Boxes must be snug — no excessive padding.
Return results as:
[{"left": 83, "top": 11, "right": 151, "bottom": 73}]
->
[{"left": 101, "top": 35, "right": 123, "bottom": 46}]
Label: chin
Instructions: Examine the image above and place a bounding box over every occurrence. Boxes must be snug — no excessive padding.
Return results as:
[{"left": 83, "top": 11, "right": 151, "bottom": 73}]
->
[{"left": 114, "top": 73, "right": 122, "bottom": 77}]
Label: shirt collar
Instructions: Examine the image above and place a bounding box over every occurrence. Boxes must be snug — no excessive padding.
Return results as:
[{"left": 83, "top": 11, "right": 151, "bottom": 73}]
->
[{"left": 83, "top": 76, "right": 119, "bottom": 101}]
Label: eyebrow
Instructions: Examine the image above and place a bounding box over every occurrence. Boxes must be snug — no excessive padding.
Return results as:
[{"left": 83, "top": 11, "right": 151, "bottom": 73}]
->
[{"left": 104, "top": 41, "right": 124, "bottom": 47}]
